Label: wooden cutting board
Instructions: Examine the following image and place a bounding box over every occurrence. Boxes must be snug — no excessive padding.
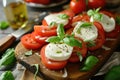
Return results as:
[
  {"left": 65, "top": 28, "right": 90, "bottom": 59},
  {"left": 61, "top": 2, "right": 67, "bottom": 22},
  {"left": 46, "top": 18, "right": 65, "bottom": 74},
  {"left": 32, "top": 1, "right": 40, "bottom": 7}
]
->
[
  {"left": 15, "top": 13, "right": 120, "bottom": 80},
  {"left": 15, "top": 36, "right": 120, "bottom": 80}
]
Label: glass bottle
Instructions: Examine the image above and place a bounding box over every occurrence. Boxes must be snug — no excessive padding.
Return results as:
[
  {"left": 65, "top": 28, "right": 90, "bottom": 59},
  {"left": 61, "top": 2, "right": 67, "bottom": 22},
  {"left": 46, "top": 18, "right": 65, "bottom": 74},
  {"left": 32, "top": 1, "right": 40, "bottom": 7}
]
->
[{"left": 2, "top": 0, "right": 28, "bottom": 29}]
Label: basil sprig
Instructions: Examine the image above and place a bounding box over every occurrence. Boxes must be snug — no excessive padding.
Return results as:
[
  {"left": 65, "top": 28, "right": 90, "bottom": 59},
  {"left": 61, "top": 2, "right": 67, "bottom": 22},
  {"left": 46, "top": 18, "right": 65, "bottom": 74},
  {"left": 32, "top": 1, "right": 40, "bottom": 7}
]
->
[
  {"left": 46, "top": 24, "right": 82, "bottom": 48},
  {"left": 87, "top": 8, "right": 103, "bottom": 21},
  {"left": 0, "top": 48, "right": 16, "bottom": 67},
  {"left": 32, "top": 64, "right": 39, "bottom": 80},
  {"left": 81, "top": 55, "right": 99, "bottom": 71},
  {"left": 25, "top": 50, "right": 33, "bottom": 56},
  {"left": 77, "top": 22, "right": 92, "bottom": 34},
  {"left": 115, "top": 16, "right": 120, "bottom": 25},
  {"left": 58, "top": 14, "right": 69, "bottom": 19},
  {"left": 0, "top": 71, "right": 15, "bottom": 80}
]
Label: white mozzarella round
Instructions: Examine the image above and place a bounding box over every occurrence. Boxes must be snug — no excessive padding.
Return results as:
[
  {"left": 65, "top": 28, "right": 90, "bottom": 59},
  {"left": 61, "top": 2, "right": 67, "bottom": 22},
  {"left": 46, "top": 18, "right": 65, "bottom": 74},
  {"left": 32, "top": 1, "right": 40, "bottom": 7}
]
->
[
  {"left": 45, "top": 43, "right": 73, "bottom": 61},
  {"left": 73, "top": 22, "right": 98, "bottom": 42},
  {"left": 44, "top": 13, "right": 69, "bottom": 27},
  {"left": 90, "top": 13, "right": 115, "bottom": 32},
  {"left": 100, "top": 14, "right": 115, "bottom": 32}
]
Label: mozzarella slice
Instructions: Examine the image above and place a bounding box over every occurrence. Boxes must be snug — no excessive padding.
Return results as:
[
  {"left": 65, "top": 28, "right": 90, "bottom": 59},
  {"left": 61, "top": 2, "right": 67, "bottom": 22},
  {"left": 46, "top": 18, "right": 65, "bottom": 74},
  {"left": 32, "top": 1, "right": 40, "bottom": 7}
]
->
[
  {"left": 90, "top": 14, "right": 115, "bottom": 32},
  {"left": 45, "top": 43, "right": 73, "bottom": 61},
  {"left": 73, "top": 22, "right": 98, "bottom": 42},
  {"left": 44, "top": 13, "right": 69, "bottom": 27}
]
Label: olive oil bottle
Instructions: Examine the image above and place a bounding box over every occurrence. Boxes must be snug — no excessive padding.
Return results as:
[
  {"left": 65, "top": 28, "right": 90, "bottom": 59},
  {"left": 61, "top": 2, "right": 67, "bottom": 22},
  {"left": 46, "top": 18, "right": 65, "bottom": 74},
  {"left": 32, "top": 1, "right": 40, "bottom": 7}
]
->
[{"left": 3, "top": 0, "right": 28, "bottom": 29}]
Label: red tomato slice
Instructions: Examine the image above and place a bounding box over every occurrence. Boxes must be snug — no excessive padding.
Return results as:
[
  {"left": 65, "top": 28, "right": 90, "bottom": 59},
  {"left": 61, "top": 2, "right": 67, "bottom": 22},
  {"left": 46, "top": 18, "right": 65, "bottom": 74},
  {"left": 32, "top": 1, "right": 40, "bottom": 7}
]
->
[
  {"left": 72, "top": 13, "right": 90, "bottom": 23},
  {"left": 21, "top": 34, "right": 43, "bottom": 50},
  {"left": 40, "top": 45, "right": 67, "bottom": 70},
  {"left": 60, "top": 9, "right": 75, "bottom": 18},
  {"left": 106, "top": 25, "right": 120, "bottom": 38},
  {"left": 88, "top": 22, "right": 105, "bottom": 51},
  {"left": 34, "top": 25, "right": 57, "bottom": 37},
  {"left": 66, "top": 28, "right": 87, "bottom": 63},
  {"left": 31, "top": 32, "right": 48, "bottom": 44},
  {"left": 70, "top": 0, "right": 86, "bottom": 14}
]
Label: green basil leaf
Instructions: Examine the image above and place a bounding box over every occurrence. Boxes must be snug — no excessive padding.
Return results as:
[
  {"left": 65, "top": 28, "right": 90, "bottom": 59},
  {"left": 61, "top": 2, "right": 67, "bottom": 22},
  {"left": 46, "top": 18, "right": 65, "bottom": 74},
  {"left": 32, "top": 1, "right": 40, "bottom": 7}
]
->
[
  {"left": 81, "top": 56, "right": 99, "bottom": 71},
  {"left": 25, "top": 50, "right": 33, "bottom": 56},
  {"left": 0, "top": 21, "right": 9, "bottom": 30},
  {"left": 116, "top": 16, "right": 120, "bottom": 25},
  {"left": 57, "top": 24, "right": 65, "bottom": 39},
  {"left": 87, "top": 9, "right": 94, "bottom": 16},
  {"left": 58, "top": 14, "right": 69, "bottom": 19},
  {"left": 104, "top": 65, "right": 120, "bottom": 80},
  {"left": 93, "top": 13, "right": 103, "bottom": 21},
  {"left": 49, "top": 22, "right": 57, "bottom": 28},
  {"left": 87, "top": 8, "right": 103, "bottom": 21},
  {"left": 87, "top": 40, "right": 96, "bottom": 47},
  {"left": 0, "top": 71, "right": 15, "bottom": 80},
  {"left": 46, "top": 36, "right": 61, "bottom": 43},
  {"left": 0, "top": 48, "right": 16, "bottom": 67},
  {"left": 63, "top": 36, "right": 82, "bottom": 47},
  {"left": 77, "top": 52, "right": 83, "bottom": 62},
  {"left": 77, "top": 22, "right": 92, "bottom": 33},
  {"left": 95, "top": 8, "right": 101, "bottom": 13},
  {"left": 32, "top": 64, "right": 39, "bottom": 80}
]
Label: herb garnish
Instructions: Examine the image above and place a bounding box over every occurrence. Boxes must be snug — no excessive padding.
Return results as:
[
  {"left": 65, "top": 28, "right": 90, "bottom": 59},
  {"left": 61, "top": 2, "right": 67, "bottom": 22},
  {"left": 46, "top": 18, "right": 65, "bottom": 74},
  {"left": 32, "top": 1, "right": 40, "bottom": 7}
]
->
[
  {"left": 25, "top": 50, "right": 33, "bottom": 56},
  {"left": 46, "top": 24, "right": 82, "bottom": 48},
  {"left": 87, "top": 8, "right": 103, "bottom": 21},
  {"left": 58, "top": 14, "right": 69, "bottom": 19}
]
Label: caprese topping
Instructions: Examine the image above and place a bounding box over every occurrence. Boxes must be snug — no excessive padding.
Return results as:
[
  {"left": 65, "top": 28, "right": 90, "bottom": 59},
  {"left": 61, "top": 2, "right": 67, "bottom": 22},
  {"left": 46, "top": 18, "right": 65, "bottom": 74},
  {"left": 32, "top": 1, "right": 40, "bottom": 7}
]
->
[
  {"left": 87, "top": 8, "right": 116, "bottom": 32},
  {"left": 73, "top": 22, "right": 98, "bottom": 42},
  {"left": 45, "top": 43, "right": 73, "bottom": 61}
]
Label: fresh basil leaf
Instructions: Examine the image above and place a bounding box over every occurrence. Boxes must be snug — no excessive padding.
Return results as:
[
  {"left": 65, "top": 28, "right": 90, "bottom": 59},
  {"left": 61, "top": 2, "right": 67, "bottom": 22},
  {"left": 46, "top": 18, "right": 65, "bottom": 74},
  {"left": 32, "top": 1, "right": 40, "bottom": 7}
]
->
[
  {"left": 93, "top": 13, "right": 103, "bottom": 21},
  {"left": 32, "top": 64, "right": 39, "bottom": 80},
  {"left": 0, "top": 71, "right": 15, "bottom": 80},
  {"left": 77, "top": 52, "right": 83, "bottom": 62},
  {"left": 63, "top": 36, "right": 82, "bottom": 48},
  {"left": 87, "top": 9, "right": 94, "bottom": 16},
  {"left": 81, "top": 55, "right": 99, "bottom": 71},
  {"left": 87, "top": 40, "right": 96, "bottom": 47},
  {"left": 116, "top": 16, "right": 120, "bottom": 25},
  {"left": 25, "top": 50, "right": 33, "bottom": 56},
  {"left": 57, "top": 24, "right": 65, "bottom": 39},
  {"left": 77, "top": 22, "right": 92, "bottom": 33},
  {"left": 0, "top": 21, "right": 9, "bottom": 30},
  {"left": 95, "top": 8, "right": 101, "bottom": 13},
  {"left": 46, "top": 36, "right": 61, "bottom": 43},
  {"left": 87, "top": 8, "right": 103, "bottom": 21},
  {"left": 58, "top": 14, "right": 69, "bottom": 19},
  {"left": 0, "top": 48, "right": 16, "bottom": 67},
  {"left": 104, "top": 65, "right": 120, "bottom": 80},
  {"left": 49, "top": 22, "right": 57, "bottom": 28}
]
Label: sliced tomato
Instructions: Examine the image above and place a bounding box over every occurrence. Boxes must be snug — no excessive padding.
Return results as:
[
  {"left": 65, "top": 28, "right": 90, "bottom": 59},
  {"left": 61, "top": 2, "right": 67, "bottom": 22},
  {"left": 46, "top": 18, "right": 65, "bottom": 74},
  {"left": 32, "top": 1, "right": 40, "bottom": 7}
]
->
[
  {"left": 60, "top": 9, "right": 75, "bottom": 18},
  {"left": 66, "top": 28, "right": 87, "bottom": 63},
  {"left": 31, "top": 32, "right": 48, "bottom": 44},
  {"left": 88, "top": 22, "right": 105, "bottom": 51},
  {"left": 21, "top": 34, "right": 43, "bottom": 50},
  {"left": 106, "top": 25, "right": 120, "bottom": 38},
  {"left": 72, "top": 13, "right": 90, "bottom": 23},
  {"left": 100, "top": 11, "right": 115, "bottom": 18},
  {"left": 40, "top": 45, "right": 67, "bottom": 70},
  {"left": 34, "top": 25, "right": 57, "bottom": 37}
]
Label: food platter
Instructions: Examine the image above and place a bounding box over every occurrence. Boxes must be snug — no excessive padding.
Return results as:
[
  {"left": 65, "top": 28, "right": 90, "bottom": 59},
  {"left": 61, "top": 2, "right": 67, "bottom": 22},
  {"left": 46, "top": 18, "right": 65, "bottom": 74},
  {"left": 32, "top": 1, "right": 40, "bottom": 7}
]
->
[
  {"left": 26, "top": 0, "right": 69, "bottom": 8},
  {"left": 14, "top": 6, "right": 120, "bottom": 79},
  {"left": 15, "top": 35, "right": 120, "bottom": 79}
]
